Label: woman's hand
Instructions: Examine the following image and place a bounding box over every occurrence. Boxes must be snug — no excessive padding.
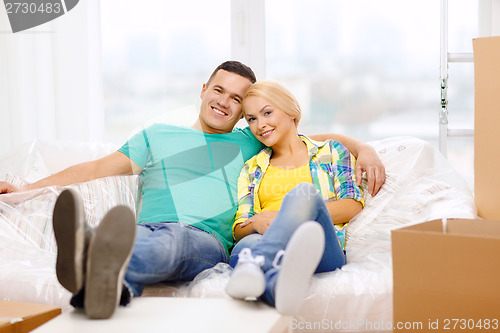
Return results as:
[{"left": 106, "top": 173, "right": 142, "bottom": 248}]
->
[{"left": 240, "top": 210, "right": 278, "bottom": 235}]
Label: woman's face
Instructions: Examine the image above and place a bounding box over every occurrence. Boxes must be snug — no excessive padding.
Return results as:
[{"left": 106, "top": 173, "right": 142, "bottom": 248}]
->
[{"left": 243, "top": 95, "right": 296, "bottom": 147}]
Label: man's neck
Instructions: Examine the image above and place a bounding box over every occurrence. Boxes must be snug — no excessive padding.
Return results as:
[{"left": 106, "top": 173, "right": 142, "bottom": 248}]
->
[{"left": 191, "top": 119, "right": 203, "bottom": 131}]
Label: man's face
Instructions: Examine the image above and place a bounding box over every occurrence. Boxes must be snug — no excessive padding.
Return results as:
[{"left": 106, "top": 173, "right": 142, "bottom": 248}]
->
[{"left": 199, "top": 70, "right": 253, "bottom": 134}]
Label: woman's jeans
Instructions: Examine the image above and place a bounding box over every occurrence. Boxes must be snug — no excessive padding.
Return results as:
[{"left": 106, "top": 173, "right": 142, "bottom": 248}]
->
[
  {"left": 125, "top": 222, "right": 228, "bottom": 297},
  {"left": 229, "top": 182, "right": 346, "bottom": 306}
]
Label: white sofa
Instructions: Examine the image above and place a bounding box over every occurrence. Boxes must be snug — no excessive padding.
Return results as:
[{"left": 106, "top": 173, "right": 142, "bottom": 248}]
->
[{"left": 0, "top": 136, "right": 477, "bottom": 332}]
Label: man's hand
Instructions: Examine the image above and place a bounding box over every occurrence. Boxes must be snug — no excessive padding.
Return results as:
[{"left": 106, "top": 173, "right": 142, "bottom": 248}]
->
[
  {"left": 240, "top": 210, "right": 278, "bottom": 235},
  {"left": 0, "top": 181, "right": 36, "bottom": 205},
  {"left": 0, "top": 181, "right": 24, "bottom": 195},
  {"left": 355, "top": 147, "right": 385, "bottom": 196}
]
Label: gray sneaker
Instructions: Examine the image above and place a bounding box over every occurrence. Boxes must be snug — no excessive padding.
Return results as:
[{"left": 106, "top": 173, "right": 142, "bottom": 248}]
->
[
  {"left": 53, "top": 189, "right": 91, "bottom": 294},
  {"left": 274, "top": 221, "right": 325, "bottom": 316},
  {"left": 84, "top": 205, "right": 136, "bottom": 319}
]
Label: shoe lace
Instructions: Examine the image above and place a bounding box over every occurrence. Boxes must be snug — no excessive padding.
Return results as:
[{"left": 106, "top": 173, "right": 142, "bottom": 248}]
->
[
  {"left": 272, "top": 250, "right": 285, "bottom": 270},
  {"left": 238, "top": 248, "right": 265, "bottom": 267}
]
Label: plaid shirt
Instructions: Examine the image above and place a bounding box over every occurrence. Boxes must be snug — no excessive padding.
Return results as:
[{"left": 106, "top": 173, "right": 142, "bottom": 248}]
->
[{"left": 233, "top": 135, "right": 364, "bottom": 250}]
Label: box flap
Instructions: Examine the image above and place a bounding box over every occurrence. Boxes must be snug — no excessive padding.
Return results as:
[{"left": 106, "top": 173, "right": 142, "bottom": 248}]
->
[
  {"left": 0, "top": 301, "right": 61, "bottom": 333},
  {"left": 392, "top": 219, "right": 500, "bottom": 298},
  {"left": 473, "top": 36, "right": 500, "bottom": 220},
  {"left": 446, "top": 219, "right": 500, "bottom": 238},
  {"left": 393, "top": 219, "right": 500, "bottom": 329},
  {"left": 392, "top": 219, "right": 444, "bottom": 233},
  {"left": 393, "top": 219, "right": 500, "bottom": 240}
]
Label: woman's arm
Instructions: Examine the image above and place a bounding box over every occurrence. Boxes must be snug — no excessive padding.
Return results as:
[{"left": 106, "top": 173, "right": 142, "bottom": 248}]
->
[
  {"left": 309, "top": 133, "right": 385, "bottom": 196},
  {"left": 326, "top": 140, "right": 365, "bottom": 223},
  {"left": 234, "top": 210, "right": 278, "bottom": 242},
  {"left": 325, "top": 199, "right": 363, "bottom": 224},
  {"left": 233, "top": 164, "right": 257, "bottom": 242}
]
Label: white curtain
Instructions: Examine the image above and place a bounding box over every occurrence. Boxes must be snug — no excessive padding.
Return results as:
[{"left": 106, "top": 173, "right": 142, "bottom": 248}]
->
[{"left": 0, "top": 0, "right": 104, "bottom": 157}]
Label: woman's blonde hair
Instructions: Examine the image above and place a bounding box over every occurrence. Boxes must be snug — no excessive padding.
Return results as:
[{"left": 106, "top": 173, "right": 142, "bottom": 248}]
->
[{"left": 243, "top": 80, "right": 302, "bottom": 125}]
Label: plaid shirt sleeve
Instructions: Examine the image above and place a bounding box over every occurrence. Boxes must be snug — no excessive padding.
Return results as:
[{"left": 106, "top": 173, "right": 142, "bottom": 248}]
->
[
  {"left": 232, "top": 161, "right": 255, "bottom": 237},
  {"left": 330, "top": 140, "right": 364, "bottom": 204}
]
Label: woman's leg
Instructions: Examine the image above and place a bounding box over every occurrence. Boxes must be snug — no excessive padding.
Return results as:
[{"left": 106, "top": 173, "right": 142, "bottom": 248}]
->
[
  {"left": 250, "top": 182, "right": 345, "bottom": 273},
  {"left": 227, "top": 183, "right": 345, "bottom": 309},
  {"left": 226, "top": 234, "right": 266, "bottom": 300},
  {"left": 264, "top": 221, "right": 325, "bottom": 314},
  {"left": 229, "top": 233, "right": 261, "bottom": 268}
]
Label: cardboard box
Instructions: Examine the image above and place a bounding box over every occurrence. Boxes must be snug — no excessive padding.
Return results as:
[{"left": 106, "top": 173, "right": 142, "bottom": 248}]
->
[
  {"left": 474, "top": 36, "right": 500, "bottom": 220},
  {"left": 0, "top": 301, "right": 61, "bottom": 333},
  {"left": 392, "top": 219, "right": 500, "bottom": 332}
]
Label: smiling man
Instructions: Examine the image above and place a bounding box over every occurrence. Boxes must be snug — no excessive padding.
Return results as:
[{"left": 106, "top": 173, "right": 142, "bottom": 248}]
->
[
  {"left": 195, "top": 67, "right": 252, "bottom": 134},
  {"left": 0, "top": 61, "right": 385, "bottom": 319}
]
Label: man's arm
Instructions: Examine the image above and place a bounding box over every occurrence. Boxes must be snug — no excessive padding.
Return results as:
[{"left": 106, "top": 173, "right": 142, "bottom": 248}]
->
[
  {"left": 0, "top": 151, "right": 140, "bottom": 194},
  {"left": 309, "top": 133, "right": 385, "bottom": 196}
]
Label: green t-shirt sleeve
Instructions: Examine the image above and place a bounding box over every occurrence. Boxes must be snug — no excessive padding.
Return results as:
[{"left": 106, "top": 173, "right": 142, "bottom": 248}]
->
[{"left": 118, "top": 128, "right": 152, "bottom": 170}]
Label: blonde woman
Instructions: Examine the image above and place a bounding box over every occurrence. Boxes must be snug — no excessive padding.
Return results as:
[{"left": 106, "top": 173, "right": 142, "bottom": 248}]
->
[{"left": 225, "top": 80, "right": 364, "bottom": 315}]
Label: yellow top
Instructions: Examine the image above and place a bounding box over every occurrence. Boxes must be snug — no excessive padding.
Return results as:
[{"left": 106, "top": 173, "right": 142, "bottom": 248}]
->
[{"left": 257, "top": 162, "right": 313, "bottom": 211}]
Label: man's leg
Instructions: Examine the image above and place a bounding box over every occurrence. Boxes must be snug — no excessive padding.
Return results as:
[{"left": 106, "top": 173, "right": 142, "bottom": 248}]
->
[
  {"left": 84, "top": 205, "right": 136, "bottom": 319},
  {"left": 53, "top": 189, "right": 91, "bottom": 294},
  {"left": 53, "top": 190, "right": 137, "bottom": 319},
  {"left": 124, "top": 223, "right": 228, "bottom": 297}
]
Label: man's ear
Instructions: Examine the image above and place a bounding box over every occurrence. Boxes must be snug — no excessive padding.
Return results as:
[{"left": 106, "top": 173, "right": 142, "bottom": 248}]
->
[{"left": 200, "top": 83, "right": 207, "bottom": 99}]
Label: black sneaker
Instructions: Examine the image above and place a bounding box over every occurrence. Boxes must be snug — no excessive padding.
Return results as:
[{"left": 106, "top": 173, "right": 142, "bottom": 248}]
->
[
  {"left": 84, "top": 205, "right": 136, "bottom": 319},
  {"left": 53, "top": 189, "right": 91, "bottom": 294}
]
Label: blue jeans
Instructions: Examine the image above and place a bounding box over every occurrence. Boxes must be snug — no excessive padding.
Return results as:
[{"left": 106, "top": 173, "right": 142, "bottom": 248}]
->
[
  {"left": 229, "top": 182, "right": 346, "bottom": 306},
  {"left": 125, "top": 222, "right": 228, "bottom": 297}
]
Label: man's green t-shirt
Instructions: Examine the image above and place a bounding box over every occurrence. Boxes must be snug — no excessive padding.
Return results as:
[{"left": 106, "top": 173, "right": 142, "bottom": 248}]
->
[{"left": 118, "top": 123, "right": 263, "bottom": 254}]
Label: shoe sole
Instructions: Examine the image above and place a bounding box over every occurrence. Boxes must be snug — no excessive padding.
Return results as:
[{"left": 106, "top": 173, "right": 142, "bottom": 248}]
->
[
  {"left": 53, "top": 188, "right": 85, "bottom": 293},
  {"left": 84, "top": 206, "right": 136, "bottom": 319},
  {"left": 275, "top": 221, "right": 325, "bottom": 316},
  {"left": 226, "top": 263, "right": 266, "bottom": 300}
]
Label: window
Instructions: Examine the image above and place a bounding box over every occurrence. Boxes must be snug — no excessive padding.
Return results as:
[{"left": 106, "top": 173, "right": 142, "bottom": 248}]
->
[
  {"left": 446, "top": 0, "right": 477, "bottom": 176},
  {"left": 100, "top": 0, "right": 231, "bottom": 143},
  {"left": 100, "top": 0, "right": 477, "bottom": 175},
  {"left": 265, "top": 0, "right": 477, "bottom": 175}
]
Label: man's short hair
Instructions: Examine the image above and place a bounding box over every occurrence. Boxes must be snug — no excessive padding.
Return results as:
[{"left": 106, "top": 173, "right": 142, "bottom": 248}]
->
[{"left": 207, "top": 61, "right": 257, "bottom": 85}]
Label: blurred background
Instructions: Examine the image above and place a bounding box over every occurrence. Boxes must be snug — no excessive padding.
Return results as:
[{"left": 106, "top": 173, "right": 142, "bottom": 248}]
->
[{"left": 0, "top": 0, "right": 490, "bottom": 178}]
